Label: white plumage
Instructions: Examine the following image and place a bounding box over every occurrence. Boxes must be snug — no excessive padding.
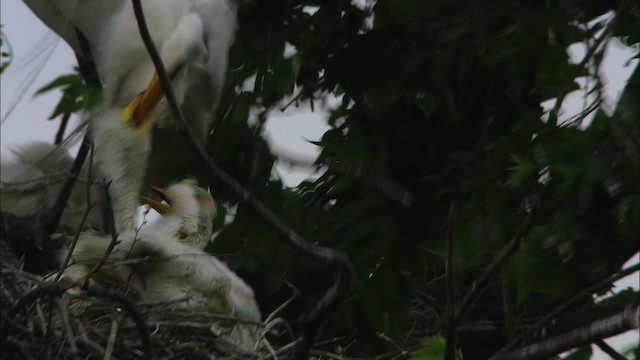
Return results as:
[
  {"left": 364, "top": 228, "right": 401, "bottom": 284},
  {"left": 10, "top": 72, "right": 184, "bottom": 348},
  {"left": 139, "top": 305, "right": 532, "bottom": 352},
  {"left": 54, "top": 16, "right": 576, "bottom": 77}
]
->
[
  {"left": 22, "top": 0, "right": 238, "bottom": 232},
  {"left": 0, "top": 141, "right": 108, "bottom": 233},
  {"left": 61, "top": 180, "right": 261, "bottom": 349}
]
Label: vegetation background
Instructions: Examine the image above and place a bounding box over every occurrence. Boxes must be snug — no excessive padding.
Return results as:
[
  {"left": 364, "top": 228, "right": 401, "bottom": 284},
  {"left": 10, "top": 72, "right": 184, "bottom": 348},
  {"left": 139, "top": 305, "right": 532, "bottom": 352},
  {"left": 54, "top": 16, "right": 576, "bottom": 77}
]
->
[{"left": 1, "top": 0, "right": 638, "bottom": 359}]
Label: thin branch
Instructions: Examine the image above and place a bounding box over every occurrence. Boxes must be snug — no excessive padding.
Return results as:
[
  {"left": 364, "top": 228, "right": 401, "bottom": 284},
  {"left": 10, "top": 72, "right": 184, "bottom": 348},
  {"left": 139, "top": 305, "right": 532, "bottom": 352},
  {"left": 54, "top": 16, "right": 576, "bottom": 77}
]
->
[
  {"left": 444, "top": 199, "right": 457, "bottom": 360},
  {"left": 45, "top": 28, "right": 102, "bottom": 233},
  {"left": 84, "top": 283, "right": 152, "bottom": 360},
  {"left": 129, "top": 2, "right": 356, "bottom": 359},
  {"left": 54, "top": 112, "right": 71, "bottom": 145},
  {"left": 54, "top": 298, "right": 79, "bottom": 356},
  {"left": 501, "top": 262, "right": 640, "bottom": 351},
  {"left": 44, "top": 136, "right": 93, "bottom": 234},
  {"left": 104, "top": 318, "right": 119, "bottom": 360},
  {"left": 82, "top": 184, "right": 120, "bottom": 281},
  {"left": 595, "top": 339, "right": 628, "bottom": 360},
  {"left": 7, "top": 282, "right": 67, "bottom": 318},
  {"left": 488, "top": 305, "right": 640, "bottom": 360},
  {"left": 453, "top": 204, "right": 536, "bottom": 323}
]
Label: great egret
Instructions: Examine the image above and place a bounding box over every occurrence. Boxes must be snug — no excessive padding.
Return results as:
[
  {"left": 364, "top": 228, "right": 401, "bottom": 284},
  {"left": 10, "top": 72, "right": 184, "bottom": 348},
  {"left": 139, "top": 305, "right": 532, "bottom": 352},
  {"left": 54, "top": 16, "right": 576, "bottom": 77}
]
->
[
  {"left": 0, "top": 141, "right": 108, "bottom": 233},
  {"left": 22, "top": 0, "right": 238, "bottom": 231},
  {"left": 61, "top": 179, "right": 261, "bottom": 349}
]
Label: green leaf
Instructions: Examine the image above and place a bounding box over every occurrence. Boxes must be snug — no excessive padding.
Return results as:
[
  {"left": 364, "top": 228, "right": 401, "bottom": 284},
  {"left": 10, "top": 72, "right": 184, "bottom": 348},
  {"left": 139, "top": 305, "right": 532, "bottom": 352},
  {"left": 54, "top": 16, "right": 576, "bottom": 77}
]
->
[
  {"left": 411, "top": 336, "right": 464, "bottom": 360},
  {"left": 508, "top": 153, "right": 536, "bottom": 187},
  {"left": 562, "top": 346, "right": 592, "bottom": 360}
]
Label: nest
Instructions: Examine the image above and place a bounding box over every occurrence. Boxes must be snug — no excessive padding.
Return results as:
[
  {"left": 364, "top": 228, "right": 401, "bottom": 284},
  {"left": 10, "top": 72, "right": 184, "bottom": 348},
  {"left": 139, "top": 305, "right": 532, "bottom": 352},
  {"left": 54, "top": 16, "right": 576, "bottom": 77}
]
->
[{"left": 0, "top": 240, "right": 296, "bottom": 360}]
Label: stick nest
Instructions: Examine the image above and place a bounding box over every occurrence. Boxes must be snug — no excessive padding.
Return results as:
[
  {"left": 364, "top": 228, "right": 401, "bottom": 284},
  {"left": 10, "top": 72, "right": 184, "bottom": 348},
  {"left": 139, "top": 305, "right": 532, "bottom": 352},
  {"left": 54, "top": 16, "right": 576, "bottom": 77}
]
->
[{"left": 1, "top": 240, "right": 294, "bottom": 360}]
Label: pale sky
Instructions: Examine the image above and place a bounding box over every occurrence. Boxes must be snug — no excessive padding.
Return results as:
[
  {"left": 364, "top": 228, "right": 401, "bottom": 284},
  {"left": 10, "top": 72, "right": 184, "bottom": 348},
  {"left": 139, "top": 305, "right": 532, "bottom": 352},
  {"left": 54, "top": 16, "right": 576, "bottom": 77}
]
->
[{"left": 1, "top": 2, "right": 638, "bottom": 358}]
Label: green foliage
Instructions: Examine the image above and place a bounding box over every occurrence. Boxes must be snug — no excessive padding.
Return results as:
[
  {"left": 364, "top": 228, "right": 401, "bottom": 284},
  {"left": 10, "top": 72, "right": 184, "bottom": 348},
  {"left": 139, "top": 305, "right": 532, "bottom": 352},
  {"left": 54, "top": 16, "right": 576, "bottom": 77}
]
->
[
  {"left": 36, "top": 73, "right": 103, "bottom": 120},
  {"left": 33, "top": 0, "right": 639, "bottom": 358},
  {"left": 563, "top": 346, "right": 593, "bottom": 360},
  {"left": 411, "top": 336, "right": 463, "bottom": 360}
]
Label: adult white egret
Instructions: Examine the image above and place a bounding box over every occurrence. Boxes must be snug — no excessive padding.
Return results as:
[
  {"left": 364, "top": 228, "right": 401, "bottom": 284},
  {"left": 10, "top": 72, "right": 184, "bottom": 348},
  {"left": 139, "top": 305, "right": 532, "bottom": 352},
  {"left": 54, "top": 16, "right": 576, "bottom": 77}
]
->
[
  {"left": 22, "top": 0, "right": 238, "bottom": 231},
  {"left": 61, "top": 179, "right": 261, "bottom": 349},
  {"left": 0, "top": 141, "right": 108, "bottom": 233},
  {"left": 22, "top": 0, "right": 236, "bottom": 138}
]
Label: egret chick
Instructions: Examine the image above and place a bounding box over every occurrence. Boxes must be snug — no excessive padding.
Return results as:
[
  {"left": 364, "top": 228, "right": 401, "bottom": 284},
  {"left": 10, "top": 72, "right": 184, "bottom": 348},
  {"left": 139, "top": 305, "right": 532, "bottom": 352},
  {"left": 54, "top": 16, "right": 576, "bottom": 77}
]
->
[{"left": 61, "top": 180, "right": 261, "bottom": 349}]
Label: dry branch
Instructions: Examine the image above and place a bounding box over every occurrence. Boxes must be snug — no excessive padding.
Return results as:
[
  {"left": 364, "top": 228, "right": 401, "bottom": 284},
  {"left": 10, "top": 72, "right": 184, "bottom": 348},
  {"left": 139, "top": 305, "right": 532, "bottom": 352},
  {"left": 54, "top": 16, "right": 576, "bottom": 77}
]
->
[{"left": 489, "top": 305, "right": 640, "bottom": 360}]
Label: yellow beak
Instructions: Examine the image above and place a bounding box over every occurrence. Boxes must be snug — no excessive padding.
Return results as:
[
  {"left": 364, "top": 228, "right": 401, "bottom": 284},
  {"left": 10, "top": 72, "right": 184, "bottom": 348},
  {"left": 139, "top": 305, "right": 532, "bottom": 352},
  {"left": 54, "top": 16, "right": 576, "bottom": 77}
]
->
[
  {"left": 122, "top": 73, "right": 164, "bottom": 131},
  {"left": 139, "top": 183, "right": 173, "bottom": 215}
]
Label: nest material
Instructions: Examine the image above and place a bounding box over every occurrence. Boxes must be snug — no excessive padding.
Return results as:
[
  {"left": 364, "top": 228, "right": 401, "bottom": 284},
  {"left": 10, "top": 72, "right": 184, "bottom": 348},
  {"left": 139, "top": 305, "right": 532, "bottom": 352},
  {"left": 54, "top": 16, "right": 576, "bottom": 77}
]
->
[{"left": 0, "top": 240, "right": 294, "bottom": 360}]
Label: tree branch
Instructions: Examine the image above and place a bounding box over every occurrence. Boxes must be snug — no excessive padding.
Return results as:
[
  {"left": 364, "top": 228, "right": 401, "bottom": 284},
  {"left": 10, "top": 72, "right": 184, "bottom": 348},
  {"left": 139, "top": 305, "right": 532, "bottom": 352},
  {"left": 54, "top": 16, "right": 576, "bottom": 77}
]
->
[
  {"left": 595, "top": 339, "right": 628, "bottom": 360},
  {"left": 129, "top": 2, "right": 356, "bottom": 358},
  {"left": 444, "top": 199, "right": 457, "bottom": 360},
  {"left": 453, "top": 203, "right": 536, "bottom": 323},
  {"left": 489, "top": 305, "right": 639, "bottom": 360},
  {"left": 45, "top": 28, "right": 102, "bottom": 234},
  {"left": 501, "top": 262, "right": 640, "bottom": 351}
]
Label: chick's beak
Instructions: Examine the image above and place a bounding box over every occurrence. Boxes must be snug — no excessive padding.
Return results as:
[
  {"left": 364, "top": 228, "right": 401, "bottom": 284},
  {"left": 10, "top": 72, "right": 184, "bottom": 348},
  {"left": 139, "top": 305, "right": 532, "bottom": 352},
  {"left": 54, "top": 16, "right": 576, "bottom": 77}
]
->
[{"left": 139, "top": 184, "right": 173, "bottom": 215}]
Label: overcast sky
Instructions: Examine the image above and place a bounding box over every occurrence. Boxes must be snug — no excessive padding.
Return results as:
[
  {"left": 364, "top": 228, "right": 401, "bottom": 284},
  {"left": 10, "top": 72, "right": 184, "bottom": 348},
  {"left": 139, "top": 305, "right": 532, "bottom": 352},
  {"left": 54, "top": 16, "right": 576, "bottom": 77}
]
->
[{"left": 1, "top": 2, "right": 638, "bottom": 358}]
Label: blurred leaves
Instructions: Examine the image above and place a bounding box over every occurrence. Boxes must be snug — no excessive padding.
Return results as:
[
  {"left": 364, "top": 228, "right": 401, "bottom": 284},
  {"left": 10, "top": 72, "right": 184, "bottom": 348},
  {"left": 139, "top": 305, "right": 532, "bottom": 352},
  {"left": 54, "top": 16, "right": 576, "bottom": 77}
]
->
[{"left": 35, "top": 73, "right": 102, "bottom": 120}]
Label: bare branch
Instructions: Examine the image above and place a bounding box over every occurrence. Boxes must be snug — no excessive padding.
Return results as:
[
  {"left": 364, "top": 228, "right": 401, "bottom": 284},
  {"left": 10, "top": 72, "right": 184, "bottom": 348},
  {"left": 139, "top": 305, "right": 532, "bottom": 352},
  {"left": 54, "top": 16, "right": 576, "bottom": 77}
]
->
[
  {"left": 595, "top": 339, "right": 628, "bottom": 360},
  {"left": 444, "top": 199, "right": 457, "bottom": 360},
  {"left": 502, "top": 262, "right": 640, "bottom": 351},
  {"left": 489, "top": 305, "right": 640, "bottom": 360},
  {"left": 54, "top": 113, "right": 71, "bottom": 145}
]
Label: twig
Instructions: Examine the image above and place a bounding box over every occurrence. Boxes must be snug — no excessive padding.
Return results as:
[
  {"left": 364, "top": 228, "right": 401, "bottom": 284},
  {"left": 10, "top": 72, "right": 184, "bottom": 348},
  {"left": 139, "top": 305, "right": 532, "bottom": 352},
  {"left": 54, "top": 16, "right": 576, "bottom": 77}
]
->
[
  {"left": 595, "top": 339, "right": 628, "bottom": 360},
  {"left": 444, "top": 199, "right": 457, "bottom": 360},
  {"left": 83, "top": 185, "right": 120, "bottom": 281},
  {"left": 264, "top": 283, "right": 299, "bottom": 325},
  {"left": 488, "top": 305, "right": 640, "bottom": 360},
  {"left": 54, "top": 197, "right": 95, "bottom": 284},
  {"left": 55, "top": 298, "right": 79, "bottom": 356},
  {"left": 75, "top": 321, "right": 106, "bottom": 355},
  {"left": 453, "top": 205, "right": 536, "bottom": 324},
  {"left": 501, "top": 262, "right": 640, "bottom": 351},
  {"left": 129, "top": 2, "right": 356, "bottom": 358},
  {"left": 7, "top": 282, "right": 67, "bottom": 318},
  {"left": 104, "top": 318, "right": 119, "bottom": 360},
  {"left": 54, "top": 112, "right": 71, "bottom": 145},
  {"left": 45, "top": 137, "right": 93, "bottom": 234},
  {"left": 44, "top": 297, "right": 54, "bottom": 360},
  {"left": 45, "top": 28, "right": 102, "bottom": 234},
  {"left": 84, "top": 283, "right": 152, "bottom": 360}
]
